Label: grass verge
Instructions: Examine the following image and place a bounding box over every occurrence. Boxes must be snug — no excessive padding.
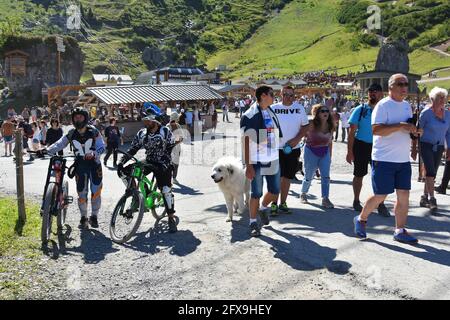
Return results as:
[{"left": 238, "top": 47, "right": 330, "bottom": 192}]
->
[{"left": 0, "top": 197, "right": 43, "bottom": 299}]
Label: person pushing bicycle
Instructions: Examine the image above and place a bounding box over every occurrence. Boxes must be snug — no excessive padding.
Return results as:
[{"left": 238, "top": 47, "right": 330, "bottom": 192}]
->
[
  {"left": 37, "top": 107, "right": 105, "bottom": 229},
  {"left": 117, "top": 103, "right": 178, "bottom": 233}
]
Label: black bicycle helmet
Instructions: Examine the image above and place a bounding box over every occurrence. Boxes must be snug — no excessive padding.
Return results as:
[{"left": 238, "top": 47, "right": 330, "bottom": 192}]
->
[{"left": 71, "top": 107, "right": 89, "bottom": 129}]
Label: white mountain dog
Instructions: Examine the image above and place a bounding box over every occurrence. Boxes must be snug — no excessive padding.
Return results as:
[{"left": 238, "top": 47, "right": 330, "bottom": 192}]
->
[{"left": 211, "top": 157, "right": 250, "bottom": 222}]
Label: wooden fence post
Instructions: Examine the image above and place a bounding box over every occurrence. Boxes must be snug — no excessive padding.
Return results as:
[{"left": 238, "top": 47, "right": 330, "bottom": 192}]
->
[{"left": 14, "top": 129, "right": 26, "bottom": 223}]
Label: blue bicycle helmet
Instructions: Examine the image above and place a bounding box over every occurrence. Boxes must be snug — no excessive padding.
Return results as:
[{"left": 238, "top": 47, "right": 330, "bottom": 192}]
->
[{"left": 142, "top": 102, "right": 162, "bottom": 122}]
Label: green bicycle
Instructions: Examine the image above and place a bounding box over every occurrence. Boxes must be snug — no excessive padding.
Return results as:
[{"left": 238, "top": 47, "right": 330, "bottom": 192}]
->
[{"left": 109, "top": 150, "right": 173, "bottom": 244}]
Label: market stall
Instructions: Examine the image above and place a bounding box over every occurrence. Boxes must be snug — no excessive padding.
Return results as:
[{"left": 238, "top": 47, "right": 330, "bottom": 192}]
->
[{"left": 76, "top": 84, "right": 223, "bottom": 141}]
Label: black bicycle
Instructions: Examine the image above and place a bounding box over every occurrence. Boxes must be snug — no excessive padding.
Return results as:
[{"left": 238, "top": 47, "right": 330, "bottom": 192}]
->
[{"left": 31, "top": 151, "right": 75, "bottom": 244}]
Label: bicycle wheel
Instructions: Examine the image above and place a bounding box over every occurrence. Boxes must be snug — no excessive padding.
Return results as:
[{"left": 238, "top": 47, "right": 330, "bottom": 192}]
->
[
  {"left": 151, "top": 192, "right": 167, "bottom": 220},
  {"left": 41, "top": 183, "right": 57, "bottom": 244},
  {"left": 57, "top": 181, "right": 68, "bottom": 230},
  {"left": 109, "top": 189, "right": 144, "bottom": 244}
]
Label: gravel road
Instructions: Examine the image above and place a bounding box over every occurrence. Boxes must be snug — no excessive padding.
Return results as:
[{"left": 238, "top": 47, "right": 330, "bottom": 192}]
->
[{"left": 1, "top": 117, "right": 449, "bottom": 300}]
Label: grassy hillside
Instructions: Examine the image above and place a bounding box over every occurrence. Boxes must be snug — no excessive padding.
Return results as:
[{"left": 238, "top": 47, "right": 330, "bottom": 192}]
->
[{"left": 207, "top": 0, "right": 450, "bottom": 80}]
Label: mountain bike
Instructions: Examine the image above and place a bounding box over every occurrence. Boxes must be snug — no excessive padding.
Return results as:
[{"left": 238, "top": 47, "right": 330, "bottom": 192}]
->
[
  {"left": 110, "top": 150, "right": 176, "bottom": 244},
  {"left": 30, "top": 151, "right": 74, "bottom": 244}
]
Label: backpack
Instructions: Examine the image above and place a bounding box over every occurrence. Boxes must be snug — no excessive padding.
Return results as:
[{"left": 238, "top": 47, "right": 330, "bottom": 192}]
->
[
  {"left": 178, "top": 113, "right": 186, "bottom": 125},
  {"left": 358, "top": 104, "right": 370, "bottom": 123}
]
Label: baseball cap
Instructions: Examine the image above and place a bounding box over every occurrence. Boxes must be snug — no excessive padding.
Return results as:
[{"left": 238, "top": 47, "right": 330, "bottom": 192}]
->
[{"left": 368, "top": 83, "right": 383, "bottom": 92}]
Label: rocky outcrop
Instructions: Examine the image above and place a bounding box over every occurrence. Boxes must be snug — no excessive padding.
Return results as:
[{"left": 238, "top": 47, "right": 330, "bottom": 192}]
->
[
  {"left": 375, "top": 38, "right": 410, "bottom": 73},
  {"left": 142, "top": 45, "right": 177, "bottom": 70},
  {"left": 0, "top": 35, "right": 84, "bottom": 101}
]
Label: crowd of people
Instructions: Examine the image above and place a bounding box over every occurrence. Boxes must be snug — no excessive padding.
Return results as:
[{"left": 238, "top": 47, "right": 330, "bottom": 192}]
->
[
  {"left": 1, "top": 73, "right": 449, "bottom": 243},
  {"left": 240, "top": 76, "right": 450, "bottom": 242},
  {"left": 248, "top": 70, "right": 357, "bottom": 89}
]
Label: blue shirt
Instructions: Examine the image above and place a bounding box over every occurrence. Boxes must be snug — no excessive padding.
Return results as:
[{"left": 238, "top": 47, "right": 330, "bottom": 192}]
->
[
  {"left": 348, "top": 104, "right": 373, "bottom": 144},
  {"left": 419, "top": 108, "right": 450, "bottom": 147}
]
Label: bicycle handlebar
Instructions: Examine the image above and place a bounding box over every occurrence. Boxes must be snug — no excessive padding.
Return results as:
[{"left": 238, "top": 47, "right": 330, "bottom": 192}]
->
[
  {"left": 117, "top": 149, "right": 158, "bottom": 171},
  {"left": 117, "top": 149, "right": 139, "bottom": 163},
  {"left": 28, "top": 150, "right": 76, "bottom": 159}
]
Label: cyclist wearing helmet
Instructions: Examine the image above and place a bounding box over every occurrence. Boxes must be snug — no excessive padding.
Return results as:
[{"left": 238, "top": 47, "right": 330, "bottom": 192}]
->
[
  {"left": 40, "top": 107, "right": 105, "bottom": 228},
  {"left": 117, "top": 102, "right": 178, "bottom": 233}
]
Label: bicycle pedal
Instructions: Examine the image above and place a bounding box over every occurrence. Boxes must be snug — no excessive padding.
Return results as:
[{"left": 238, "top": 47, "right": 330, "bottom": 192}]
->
[{"left": 65, "top": 196, "right": 73, "bottom": 204}]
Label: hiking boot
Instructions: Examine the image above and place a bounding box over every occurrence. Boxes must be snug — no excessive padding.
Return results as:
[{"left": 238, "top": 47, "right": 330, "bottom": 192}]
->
[
  {"left": 353, "top": 200, "right": 363, "bottom": 212},
  {"left": 429, "top": 197, "right": 437, "bottom": 211},
  {"left": 377, "top": 203, "right": 390, "bottom": 217},
  {"left": 168, "top": 216, "right": 178, "bottom": 233},
  {"left": 394, "top": 229, "right": 418, "bottom": 244},
  {"left": 300, "top": 193, "right": 308, "bottom": 204},
  {"left": 435, "top": 185, "right": 446, "bottom": 195},
  {"left": 270, "top": 203, "right": 279, "bottom": 216},
  {"left": 353, "top": 216, "right": 367, "bottom": 239},
  {"left": 279, "top": 202, "right": 292, "bottom": 214},
  {"left": 89, "top": 216, "right": 99, "bottom": 228},
  {"left": 79, "top": 216, "right": 89, "bottom": 229},
  {"left": 420, "top": 195, "right": 430, "bottom": 208},
  {"left": 250, "top": 221, "right": 261, "bottom": 237},
  {"left": 322, "top": 197, "right": 334, "bottom": 209},
  {"left": 258, "top": 208, "right": 270, "bottom": 226}
]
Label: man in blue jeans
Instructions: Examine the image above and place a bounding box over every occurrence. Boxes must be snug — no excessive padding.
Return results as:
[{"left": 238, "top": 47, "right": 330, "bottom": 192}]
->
[
  {"left": 354, "top": 74, "right": 421, "bottom": 244},
  {"left": 241, "top": 85, "right": 283, "bottom": 237}
]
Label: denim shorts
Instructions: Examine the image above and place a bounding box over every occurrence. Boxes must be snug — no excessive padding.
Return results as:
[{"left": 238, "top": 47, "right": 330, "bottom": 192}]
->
[
  {"left": 250, "top": 160, "right": 280, "bottom": 199},
  {"left": 371, "top": 161, "right": 411, "bottom": 195},
  {"left": 3, "top": 136, "right": 12, "bottom": 143},
  {"left": 420, "top": 142, "right": 444, "bottom": 178}
]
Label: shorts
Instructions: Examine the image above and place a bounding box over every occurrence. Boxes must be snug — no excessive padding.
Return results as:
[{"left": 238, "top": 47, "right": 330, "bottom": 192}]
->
[
  {"left": 121, "top": 163, "right": 172, "bottom": 189},
  {"left": 279, "top": 148, "right": 301, "bottom": 179},
  {"left": 250, "top": 161, "right": 280, "bottom": 199},
  {"left": 420, "top": 142, "right": 444, "bottom": 178},
  {"left": 371, "top": 161, "right": 411, "bottom": 195},
  {"left": 353, "top": 138, "right": 372, "bottom": 177},
  {"left": 3, "top": 136, "right": 12, "bottom": 143}
]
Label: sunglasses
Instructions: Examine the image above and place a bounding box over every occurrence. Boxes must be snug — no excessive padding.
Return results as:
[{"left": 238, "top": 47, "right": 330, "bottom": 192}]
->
[
  {"left": 395, "top": 82, "right": 409, "bottom": 87},
  {"left": 319, "top": 109, "right": 330, "bottom": 113}
]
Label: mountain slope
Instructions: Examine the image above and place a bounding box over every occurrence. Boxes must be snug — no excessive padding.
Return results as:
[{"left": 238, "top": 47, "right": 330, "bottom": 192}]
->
[
  {"left": 207, "top": 0, "right": 450, "bottom": 80},
  {"left": 0, "top": 0, "right": 449, "bottom": 82},
  {"left": 0, "top": 0, "right": 293, "bottom": 78}
]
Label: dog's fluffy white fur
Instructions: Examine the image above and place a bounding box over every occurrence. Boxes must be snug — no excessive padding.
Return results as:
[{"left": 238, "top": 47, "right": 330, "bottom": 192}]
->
[{"left": 211, "top": 157, "right": 250, "bottom": 222}]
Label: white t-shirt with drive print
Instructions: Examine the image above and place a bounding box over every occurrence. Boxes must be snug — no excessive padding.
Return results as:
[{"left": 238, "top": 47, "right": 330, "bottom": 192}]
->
[
  {"left": 371, "top": 96, "right": 413, "bottom": 163},
  {"left": 271, "top": 102, "right": 309, "bottom": 149}
]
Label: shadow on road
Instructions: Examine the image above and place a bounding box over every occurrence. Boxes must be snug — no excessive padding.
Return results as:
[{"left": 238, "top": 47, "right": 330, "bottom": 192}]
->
[
  {"left": 261, "top": 226, "right": 351, "bottom": 274},
  {"left": 172, "top": 182, "right": 203, "bottom": 196},
  {"left": 42, "top": 225, "right": 76, "bottom": 259},
  {"left": 123, "top": 220, "right": 201, "bottom": 257},
  {"left": 366, "top": 239, "right": 450, "bottom": 267},
  {"left": 62, "top": 228, "right": 119, "bottom": 264}
]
